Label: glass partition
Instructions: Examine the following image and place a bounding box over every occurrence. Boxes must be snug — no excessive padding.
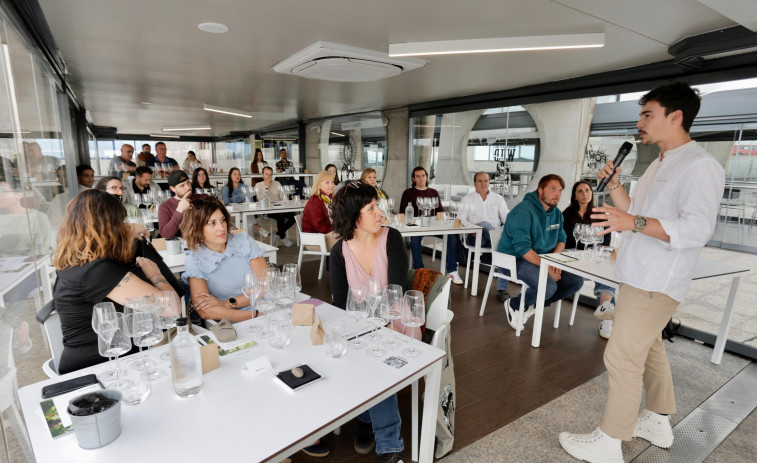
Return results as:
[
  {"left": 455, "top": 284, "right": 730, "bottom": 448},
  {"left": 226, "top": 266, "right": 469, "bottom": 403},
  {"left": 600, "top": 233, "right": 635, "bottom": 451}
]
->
[
  {"left": 317, "top": 112, "right": 386, "bottom": 182},
  {"left": 213, "top": 138, "right": 250, "bottom": 174},
  {"left": 260, "top": 128, "right": 300, "bottom": 174}
]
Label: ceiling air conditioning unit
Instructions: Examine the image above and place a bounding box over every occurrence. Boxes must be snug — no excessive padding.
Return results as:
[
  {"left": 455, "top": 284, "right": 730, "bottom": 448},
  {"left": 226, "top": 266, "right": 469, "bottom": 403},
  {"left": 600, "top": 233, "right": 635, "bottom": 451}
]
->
[{"left": 273, "top": 41, "right": 426, "bottom": 82}]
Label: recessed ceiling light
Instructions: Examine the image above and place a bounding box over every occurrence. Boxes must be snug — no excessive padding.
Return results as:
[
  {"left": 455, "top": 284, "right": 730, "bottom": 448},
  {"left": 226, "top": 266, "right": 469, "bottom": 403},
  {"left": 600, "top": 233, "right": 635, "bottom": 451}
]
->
[
  {"left": 162, "top": 126, "right": 211, "bottom": 132},
  {"left": 203, "top": 103, "right": 252, "bottom": 118},
  {"left": 198, "top": 22, "right": 229, "bottom": 34},
  {"left": 150, "top": 133, "right": 181, "bottom": 139},
  {"left": 140, "top": 101, "right": 153, "bottom": 105},
  {"left": 389, "top": 33, "right": 605, "bottom": 57}
]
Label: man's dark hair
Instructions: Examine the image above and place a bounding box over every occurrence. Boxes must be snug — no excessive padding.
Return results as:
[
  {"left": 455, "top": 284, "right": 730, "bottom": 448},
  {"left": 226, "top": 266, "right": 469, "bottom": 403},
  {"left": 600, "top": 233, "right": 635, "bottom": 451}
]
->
[
  {"left": 142, "top": 143, "right": 151, "bottom": 149},
  {"left": 473, "top": 171, "right": 489, "bottom": 183},
  {"left": 76, "top": 164, "right": 94, "bottom": 176},
  {"left": 262, "top": 166, "right": 273, "bottom": 174},
  {"left": 135, "top": 166, "right": 153, "bottom": 177},
  {"left": 411, "top": 166, "right": 428, "bottom": 187},
  {"left": 639, "top": 82, "right": 701, "bottom": 133},
  {"left": 537, "top": 174, "right": 565, "bottom": 191},
  {"left": 155, "top": 141, "right": 166, "bottom": 148},
  {"left": 331, "top": 180, "right": 379, "bottom": 241}
]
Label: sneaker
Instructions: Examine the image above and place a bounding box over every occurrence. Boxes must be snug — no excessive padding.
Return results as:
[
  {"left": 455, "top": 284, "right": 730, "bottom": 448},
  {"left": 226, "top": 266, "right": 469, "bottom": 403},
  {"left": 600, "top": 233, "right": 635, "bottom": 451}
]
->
[
  {"left": 633, "top": 409, "right": 674, "bottom": 448},
  {"left": 522, "top": 305, "right": 536, "bottom": 325},
  {"left": 599, "top": 320, "right": 613, "bottom": 339},
  {"left": 354, "top": 420, "right": 375, "bottom": 454},
  {"left": 594, "top": 301, "right": 615, "bottom": 320},
  {"left": 271, "top": 235, "right": 280, "bottom": 246},
  {"left": 259, "top": 227, "right": 270, "bottom": 238},
  {"left": 559, "top": 427, "right": 623, "bottom": 463},
  {"left": 302, "top": 440, "right": 330, "bottom": 457},
  {"left": 282, "top": 237, "right": 294, "bottom": 247},
  {"left": 376, "top": 452, "right": 404, "bottom": 463},
  {"left": 498, "top": 290, "right": 510, "bottom": 303},
  {"left": 505, "top": 299, "right": 521, "bottom": 331},
  {"left": 447, "top": 271, "right": 463, "bottom": 285}
]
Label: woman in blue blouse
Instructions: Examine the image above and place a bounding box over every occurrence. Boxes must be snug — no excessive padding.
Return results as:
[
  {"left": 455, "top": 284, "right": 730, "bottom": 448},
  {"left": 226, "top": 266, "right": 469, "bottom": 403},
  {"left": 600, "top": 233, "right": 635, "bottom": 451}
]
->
[
  {"left": 221, "top": 167, "right": 245, "bottom": 205},
  {"left": 180, "top": 197, "right": 268, "bottom": 321}
]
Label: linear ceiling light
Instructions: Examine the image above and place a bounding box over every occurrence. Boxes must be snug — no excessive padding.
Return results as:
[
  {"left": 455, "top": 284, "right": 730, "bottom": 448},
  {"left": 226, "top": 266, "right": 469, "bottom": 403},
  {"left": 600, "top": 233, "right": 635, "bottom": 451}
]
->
[
  {"left": 203, "top": 104, "right": 253, "bottom": 118},
  {"left": 162, "top": 126, "right": 211, "bottom": 132},
  {"left": 389, "top": 33, "right": 604, "bottom": 57},
  {"left": 150, "top": 133, "right": 181, "bottom": 138}
]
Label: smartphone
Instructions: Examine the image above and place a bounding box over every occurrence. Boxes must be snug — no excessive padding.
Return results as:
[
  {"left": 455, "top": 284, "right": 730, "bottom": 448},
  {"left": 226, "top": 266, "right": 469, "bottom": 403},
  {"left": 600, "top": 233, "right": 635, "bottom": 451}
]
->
[{"left": 41, "top": 374, "right": 102, "bottom": 399}]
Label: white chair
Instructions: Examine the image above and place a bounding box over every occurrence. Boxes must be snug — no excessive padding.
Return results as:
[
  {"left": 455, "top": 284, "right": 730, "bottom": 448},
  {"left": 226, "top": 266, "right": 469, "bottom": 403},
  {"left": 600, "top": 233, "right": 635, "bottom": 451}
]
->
[
  {"left": 421, "top": 237, "right": 442, "bottom": 262},
  {"left": 462, "top": 228, "right": 503, "bottom": 288},
  {"left": 36, "top": 300, "right": 63, "bottom": 378},
  {"left": 294, "top": 214, "right": 330, "bottom": 279},
  {"left": 425, "top": 277, "right": 451, "bottom": 334},
  {"left": 479, "top": 251, "right": 578, "bottom": 336}
]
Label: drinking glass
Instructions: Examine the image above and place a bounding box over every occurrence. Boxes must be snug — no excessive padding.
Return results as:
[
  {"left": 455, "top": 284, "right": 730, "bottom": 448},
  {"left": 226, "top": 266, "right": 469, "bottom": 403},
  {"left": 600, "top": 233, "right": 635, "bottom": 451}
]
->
[
  {"left": 268, "top": 314, "right": 292, "bottom": 349},
  {"left": 132, "top": 192, "right": 143, "bottom": 208},
  {"left": 579, "top": 224, "right": 593, "bottom": 260},
  {"left": 365, "top": 280, "right": 384, "bottom": 344},
  {"left": 126, "top": 299, "right": 154, "bottom": 371},
  {"left": 590, "top": 226, "right": 604, "bottom": 262},
  {"left": 242, "top": 273, "right": 261, "bottom": 333},
  {"left": 276, "top": 272, "right": 296, "bottom": 318},
  {"left": 119, "top": 368, "right": 151, "bottom": 406},
  {"left": 92, "top": 302, "right": 119, "bottom": 382},
  {"left": 401, "top": 290, "right": 425, "bottom": 358},
  {"left": 381, "top": 284, "right": 403, "bottom": 349},
  {"left": 156, "top": 291, "right": 181, "bottom": 361},
  {"left": 325, "top": 320, "right": 350, "bottom": 358},
  {"left": 254, "top": 275, "right": 276, "bottom": 338},
  {"left": 367, "top": 289, "right": 388, "bottom": 357},
  {"left": 346, "top": 286, "right": 369, "bottom": 349},
  {"left": 282, "top": 263, "right": 302, "bottom": 293},
  {"left": 98, "top": 313, "right": 133, "bottom": 389},
  {"left": 134, "top": 302, "right": 166, "bottom": 380},
  {"left": 572, "top": 224, "right": 582, "bottom": 251}
]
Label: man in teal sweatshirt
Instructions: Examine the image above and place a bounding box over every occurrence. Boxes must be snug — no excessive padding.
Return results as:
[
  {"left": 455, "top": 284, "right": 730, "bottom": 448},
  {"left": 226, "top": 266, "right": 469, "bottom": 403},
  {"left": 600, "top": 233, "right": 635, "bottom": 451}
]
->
[{"left": 497, "top": 174, "right": 583, "bottom": 330}]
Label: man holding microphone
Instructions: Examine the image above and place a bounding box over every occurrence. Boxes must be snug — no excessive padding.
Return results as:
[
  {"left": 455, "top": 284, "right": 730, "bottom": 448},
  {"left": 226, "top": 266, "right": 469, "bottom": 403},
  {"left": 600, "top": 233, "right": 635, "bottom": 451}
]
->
[{"left": 559, "top": 82, "right": 725, "bottom": 463}]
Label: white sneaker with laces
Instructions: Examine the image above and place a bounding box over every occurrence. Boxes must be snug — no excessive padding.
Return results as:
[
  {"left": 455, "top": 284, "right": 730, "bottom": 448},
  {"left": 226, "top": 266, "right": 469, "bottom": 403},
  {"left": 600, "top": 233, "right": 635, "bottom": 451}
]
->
[
  {"left": 559, "top": 427, "right": 623, "bottom": 463},
  {"left": 282, "top": 237, "right": 294, "bottom": 247},
  {"left": 259, "top": 228, "right": 270, "bottom": 238},
  {"left": 522, "top": 305, "right": 536, "bottom": 324},
  {"left": 599, "top": 320, "right": 613, "bottom": 339},
  {"left": 633, "top": 409, "right": 674, "bottom": 448},
  {"left": 505, "top": 299, "right": 520, "bottom": 330},
  {"left": 447, "top": 271, "right": 463, "bottom": 285},
  {"left": 594, "top": 301, "right": 616, "bottom": 320}
]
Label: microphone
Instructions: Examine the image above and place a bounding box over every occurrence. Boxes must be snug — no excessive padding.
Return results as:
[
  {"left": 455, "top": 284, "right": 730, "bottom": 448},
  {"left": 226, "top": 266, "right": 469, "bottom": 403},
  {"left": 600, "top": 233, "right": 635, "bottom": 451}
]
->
[{"left": 596, "top": 141, "right": 634, "bottom": 192}]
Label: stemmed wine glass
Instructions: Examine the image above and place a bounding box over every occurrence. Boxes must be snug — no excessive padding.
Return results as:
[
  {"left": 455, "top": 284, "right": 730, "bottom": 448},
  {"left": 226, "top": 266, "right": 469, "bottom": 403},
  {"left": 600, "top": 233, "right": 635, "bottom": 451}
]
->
[
  {"left": 276, "top": 272, "right": 296, "bottom": 317},
  {"left": 92, "top": 302, "right": 119, "bottom": 382},
  {"left": 579, "top": 224, "right": 593, "bottom": 260},
  {"left": 590, "top": 226, "right": 604, "bottom": 262},
  {"left": 255, "top": 274, "right": 276, "bottom": 338},
  {"left": 134, "top": 301, "right": 166, "bottom": 380},
  {"left": 346, "top": 286, "right": 369, "bottom": 349},
  {"left": 97, "top": 313, "right": 133, "bottom": 389},
  {"left": 365, "top": 280, "right": 385, "bottom": 344},
  {"left": 242, "top": 273, "right": 262, "bottom": 333},
  {"left": 381, "top": 284, "right": 403, "bottom": 349},
  {"left": 156, "top": 291, "right": 181, "bottom": 361},
  {"left": 401, "top": 290, "right": 425, "bottom": 358},
  {"left": 572, "top": 223, "right": 584, "bottom": 251},
  {"left": 366, "top": 288, "right": 387, "bottom": 357},
  {"left": 132, "top": 192, "right": 143, "bottom": 208},
  {"left": 282, "top": 263, "right": 302, "bottom": 294}
]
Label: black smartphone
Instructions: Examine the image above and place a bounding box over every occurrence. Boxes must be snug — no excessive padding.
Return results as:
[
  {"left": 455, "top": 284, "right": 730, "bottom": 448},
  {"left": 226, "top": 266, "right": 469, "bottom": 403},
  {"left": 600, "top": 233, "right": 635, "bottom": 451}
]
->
[{"left": 41, "top": 374, "right": 102, "bottom": 399}]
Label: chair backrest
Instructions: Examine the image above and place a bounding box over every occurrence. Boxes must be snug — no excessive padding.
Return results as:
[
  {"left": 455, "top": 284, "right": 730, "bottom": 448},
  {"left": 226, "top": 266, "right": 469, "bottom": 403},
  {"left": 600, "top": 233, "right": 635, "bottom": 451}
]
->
[
  {"left": 295, "top": 213, "right": 328, "bottom": 249},
  {"left": 294, "top": 213, "right": 304, "bottom": 234},
  {"left": 491, "top": 251, "right": 519, "bottom": 280},
  {"left": 426, "top": 277, "right": 451, "bottom": 332},
  {"left": 489, "top": 228, "right": 504, "bottom": 250},
  {"left": 430, "top": 310, "right": 454, "bottom": 351},
  {"left": 37, "top": 300, "right": 63, "bottom": 375}
]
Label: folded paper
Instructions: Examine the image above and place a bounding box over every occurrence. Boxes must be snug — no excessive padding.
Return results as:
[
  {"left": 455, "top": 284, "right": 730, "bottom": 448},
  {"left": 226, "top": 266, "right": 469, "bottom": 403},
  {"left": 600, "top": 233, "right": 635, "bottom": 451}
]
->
[
  {"left": 310, "top": 316, "right": 325, "bottom": 345},
  {"left": 292, "top": 303, "right": 315, "bottom": 326},
  {"left": 200, "top": 344, "right": 220, "bottom": 374}
]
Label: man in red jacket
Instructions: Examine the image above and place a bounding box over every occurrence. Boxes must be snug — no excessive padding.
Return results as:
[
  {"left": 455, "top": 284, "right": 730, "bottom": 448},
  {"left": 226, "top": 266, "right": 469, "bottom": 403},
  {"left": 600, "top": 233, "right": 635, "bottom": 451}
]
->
[{"left": 158, "top": 170, "right": 192, "bottom": 238}]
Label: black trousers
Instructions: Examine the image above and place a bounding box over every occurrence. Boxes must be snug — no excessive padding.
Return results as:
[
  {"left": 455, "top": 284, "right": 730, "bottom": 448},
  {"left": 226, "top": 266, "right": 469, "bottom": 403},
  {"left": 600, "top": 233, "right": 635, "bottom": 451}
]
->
[{"left": 270, "top": 212, "right": 296, "bottom": 238}]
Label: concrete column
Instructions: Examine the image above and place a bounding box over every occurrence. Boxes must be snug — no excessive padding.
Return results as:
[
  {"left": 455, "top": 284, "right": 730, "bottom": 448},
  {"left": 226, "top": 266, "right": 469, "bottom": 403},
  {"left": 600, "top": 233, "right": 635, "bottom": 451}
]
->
[
  {"left": 437, "top": 110, "right": 485, "bottom": 187},
  {"left": 523, "top": 98, "right": 595, "bottom": 209},
  {"left": 381, "top": 107, "right": 409, "bottom": 201}
]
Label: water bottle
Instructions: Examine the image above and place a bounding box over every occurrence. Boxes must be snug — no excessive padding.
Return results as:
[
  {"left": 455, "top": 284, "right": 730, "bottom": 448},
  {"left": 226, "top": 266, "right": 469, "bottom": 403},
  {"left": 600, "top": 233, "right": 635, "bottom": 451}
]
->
[
  {"left": 405, "top": 203, "right": 414, "bottom": 225},
  {"left": 170, "top": 317, "right": 202, "bottom": 398}
]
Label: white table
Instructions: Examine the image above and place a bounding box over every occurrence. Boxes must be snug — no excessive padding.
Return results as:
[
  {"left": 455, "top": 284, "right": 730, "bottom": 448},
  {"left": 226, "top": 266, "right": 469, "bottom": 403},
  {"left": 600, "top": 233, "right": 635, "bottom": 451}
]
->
[
  {"left": 532, "top": 253, "right": 750, "bottom": 364},
  {"left": 18, "top": 303, "right": 444, "bottom": 463},
  {"left": 157, "top": 240, "right": 279, "bottom": 272},
  {"left": 392, "top": 221, "right": 484, "bottom": 295},
  {"left": 227, "top": 201, "right": 306, "bottom": 234}
]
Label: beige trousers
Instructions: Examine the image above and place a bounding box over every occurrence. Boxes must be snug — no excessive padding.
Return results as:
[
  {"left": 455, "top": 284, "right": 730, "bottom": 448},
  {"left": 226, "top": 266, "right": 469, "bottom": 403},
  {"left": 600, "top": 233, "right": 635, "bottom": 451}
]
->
[{"left": 601, "top": 283, "right": 680, "bottom": 440}]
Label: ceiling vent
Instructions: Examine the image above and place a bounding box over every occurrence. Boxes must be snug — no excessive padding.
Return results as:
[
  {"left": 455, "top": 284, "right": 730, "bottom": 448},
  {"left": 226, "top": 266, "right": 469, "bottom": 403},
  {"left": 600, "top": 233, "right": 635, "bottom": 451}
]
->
[{"left": 272, "top": 41, "right": 426, "bottom": 82}]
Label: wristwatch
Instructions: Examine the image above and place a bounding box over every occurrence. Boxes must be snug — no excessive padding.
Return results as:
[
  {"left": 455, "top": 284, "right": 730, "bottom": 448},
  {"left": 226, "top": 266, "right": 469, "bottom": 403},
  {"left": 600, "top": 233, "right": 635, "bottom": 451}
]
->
[
  {"left": 227, "top": 297, "right": 237, "bottom": 309},
  {"left": 633, "top": 215, "right": 647, "bottom": 233}
]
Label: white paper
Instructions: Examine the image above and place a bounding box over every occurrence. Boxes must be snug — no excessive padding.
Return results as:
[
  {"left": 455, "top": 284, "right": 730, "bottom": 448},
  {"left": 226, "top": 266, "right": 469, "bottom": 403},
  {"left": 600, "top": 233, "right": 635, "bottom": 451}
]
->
[{"left": 241, "top": 355, "right": 272, "bottom": 377}]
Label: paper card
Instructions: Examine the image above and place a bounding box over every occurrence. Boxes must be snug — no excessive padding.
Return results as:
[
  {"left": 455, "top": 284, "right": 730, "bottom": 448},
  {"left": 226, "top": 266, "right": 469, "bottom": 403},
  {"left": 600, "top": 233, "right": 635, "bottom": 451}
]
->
[
  {"left": 292, "top": 303, "right": 315, "bottom": 326},
  {"left": 197, "top": 334, "right": 257, "bottom": 357},
  {"left": 398, "top": 213, "right": 406, "bottom": 223},
  {"left": 40, "top": 383, "right": 103, "bottom": 439},
  {"left": 310, "top": 317, "right": 325, "bottom": 345},
  {"left": 241, "top": 355, "right": 272, "bottom": 377},
  {"left": 436, "top": 212, "right": 444, "bottom": 221},
  {"left": 151, "top": 238, "right": 167, "bottom": 251},
  {"left": 453, "top": 218, "right": 462, "bottom": 229},
  {"left": 200, "top": 344, "right": 220, "bottom": 374}
]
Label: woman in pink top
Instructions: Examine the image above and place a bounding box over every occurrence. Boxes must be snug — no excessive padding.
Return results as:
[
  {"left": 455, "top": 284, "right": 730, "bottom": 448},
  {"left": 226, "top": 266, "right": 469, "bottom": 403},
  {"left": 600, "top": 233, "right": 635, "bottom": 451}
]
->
[{"left": 328, "top": 179, "right": 407, "bottom": 463}]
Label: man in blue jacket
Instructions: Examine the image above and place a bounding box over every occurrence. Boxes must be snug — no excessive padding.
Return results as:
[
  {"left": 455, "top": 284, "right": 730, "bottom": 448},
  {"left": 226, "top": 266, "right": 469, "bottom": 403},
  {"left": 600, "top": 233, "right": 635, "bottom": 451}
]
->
[{"left": 497, "top": 174, "right": 584, "bottom": 330}]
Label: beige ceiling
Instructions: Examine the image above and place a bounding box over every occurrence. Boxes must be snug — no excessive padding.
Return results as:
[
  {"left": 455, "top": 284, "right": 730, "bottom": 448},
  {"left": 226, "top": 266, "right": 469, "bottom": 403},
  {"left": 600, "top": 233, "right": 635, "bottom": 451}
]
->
[{"left": 38, "top": 0, "right": 735, "bottom": 137}]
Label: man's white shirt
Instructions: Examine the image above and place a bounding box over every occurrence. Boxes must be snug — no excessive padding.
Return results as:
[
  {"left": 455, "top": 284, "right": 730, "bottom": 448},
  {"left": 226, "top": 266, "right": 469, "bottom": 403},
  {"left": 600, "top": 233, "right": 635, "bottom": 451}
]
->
[{"left": 459, "top": 190, "right": 509, "bottom": 228}]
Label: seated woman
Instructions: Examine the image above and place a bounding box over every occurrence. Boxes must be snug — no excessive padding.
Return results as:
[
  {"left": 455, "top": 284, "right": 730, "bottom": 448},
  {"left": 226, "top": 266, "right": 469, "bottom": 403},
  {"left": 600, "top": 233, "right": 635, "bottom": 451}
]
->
[
  {"left": 250, "top": 149, "right": 268, "bottom": 186},
  {"left": 221, "top": 167, "right": 245, "bottom": 205},
  {"left": 192, "top": 167, "right": 213, "bottom": 193},
  {"left": 562, "top": 180, "right": 616, "bottom": 339},
  {"left": 182, "top": 150, "right": 200, "bottom": 173},
  {"left": 52, "top": 190, "right": 179, "bottom": 374},
  {"left": 302, "top": 170, "right": 338, "bottom": 250},
  {"left": 95, "top": 176, "right": 141, "bottom": 218},
  {"left": 325, "top": 163, "right": 342, "bottom": 194},
  {"left": 360, "top": 167, "right": 389, "bottom": 201},
  {"left": 181, "top": 197, "right": 268, "bottom": 322},
  {"left": 329, "top": 180, "right": 409, "bottom": 463}
]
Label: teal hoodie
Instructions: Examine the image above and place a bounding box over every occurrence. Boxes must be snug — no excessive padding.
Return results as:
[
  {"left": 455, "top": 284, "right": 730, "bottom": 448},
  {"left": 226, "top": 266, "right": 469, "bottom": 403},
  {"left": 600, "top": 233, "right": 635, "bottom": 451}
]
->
[{"left": 498, "top": 190, "right": 566, "bottom": 258}]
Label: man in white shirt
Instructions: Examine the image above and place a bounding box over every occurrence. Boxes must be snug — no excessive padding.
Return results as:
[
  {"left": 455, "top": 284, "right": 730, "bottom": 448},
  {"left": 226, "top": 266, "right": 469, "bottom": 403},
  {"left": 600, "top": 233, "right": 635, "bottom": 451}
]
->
[
  {"left": 559, "top": 83, "right": 725, "bottom": 463},
  {"left": 458, "top": 171, "right": 509, "bottom": 255}
]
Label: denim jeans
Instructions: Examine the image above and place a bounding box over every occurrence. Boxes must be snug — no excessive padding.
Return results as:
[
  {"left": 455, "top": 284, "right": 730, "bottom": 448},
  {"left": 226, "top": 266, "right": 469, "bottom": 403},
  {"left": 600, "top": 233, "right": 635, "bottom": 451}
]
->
[
  {"left": 498, "top": 258, "right": 584, "bottom": 310},
  {"left": 465, "top": 220, "right": 496, "bottom": 248},
  {"left": 410, "top": 235, "right": 458, "bottom": 274},
  {"left": 358, "top": 394, "right": 403, "bottom": 454},
  {"left": 594, "top": 282, "right": 616, "bottom": 305}
]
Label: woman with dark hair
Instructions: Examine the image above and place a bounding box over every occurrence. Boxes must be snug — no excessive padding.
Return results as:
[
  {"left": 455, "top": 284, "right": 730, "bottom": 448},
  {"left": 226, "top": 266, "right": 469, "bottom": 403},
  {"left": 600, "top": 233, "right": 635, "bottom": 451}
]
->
[
  {"left": 328, "top": 179, "right": 408, "bottom": 462},
  {"left": 360, "top": 167, "right": 388, "bottom": 200},
  {"left": 182, "top": 150, "right": 200, "bottom": 172},
  {"left": 250, "top": 149, "right": 267, "bottom": 186},
  {"left": 192, "top": 167, "right": 212, "bottom": 193},
  {"left": 221, "top": 167, "right": 245, "bottom": 205},
  {"left": 52, "top": 190, "right": 178, "bottom": 374},
  {"left": 562, "top": 180, "right": 616, "bottom": 339},
  {"left": 180, "top": 197, "right": 268, "bottom": 322},
  {"left": 94, "top": 176, "right": 140, "bottom": 218}
]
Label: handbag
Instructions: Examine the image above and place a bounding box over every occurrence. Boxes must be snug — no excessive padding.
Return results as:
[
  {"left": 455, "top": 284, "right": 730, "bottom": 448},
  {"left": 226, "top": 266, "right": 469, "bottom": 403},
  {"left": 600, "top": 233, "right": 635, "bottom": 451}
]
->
[{"left": 434, "top": 326, "right": 456, "bottom": 458}]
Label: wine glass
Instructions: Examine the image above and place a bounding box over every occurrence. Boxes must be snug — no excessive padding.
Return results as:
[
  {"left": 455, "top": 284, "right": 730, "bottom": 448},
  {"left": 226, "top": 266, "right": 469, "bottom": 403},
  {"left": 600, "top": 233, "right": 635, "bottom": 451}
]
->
[
  {"left": 365, "top": 280, "right": 384, "bottom": 344},
  {"left": 579, "top": 224, "right": 593, "bottom": 260},
  {"left": 132, "top": 192, "right": 143, "bottom": 208},
  {"left": 346, "top": 286, "right": 369, "bottom": 349},
  {"left": 156, "top": 291, "right": 181, "bottom": 361},
  {"left": 134, "top": 301, "right": 166, "bottom": 381},
  {"left": 572, "top": 224, "right": 583, "bottom": 251},
  {"left": 242, "top": 273, "right": 261, "bottom": 333},
  {"left": 367, "top": 290, "right": 388, "bottom": 358},
  {"left": 276, "top": 272, "right": 296, "bottom": 317},
  {"left": 381, "top": 285, "right": 403, "bottom": 349},
  {"left": 92, "top": 302, "right": 119, "bottom": 382},
  {"left": 590, "top": 226, "right": 604, "bottom": 262},
  {"left": 254, "top": 274, "right": 276, "bottom": 338},
  {"left": 401, "top": 290, "right": 425, "bottom": 358},
  {"left": 98, "top": 313, "right": 133, "bottom": 389},
  {"left": 282, "top": 263, "right": 302, "bottom": 293},
  {"left": 126, "top": 298, "right": 154, "bottom": 371}
]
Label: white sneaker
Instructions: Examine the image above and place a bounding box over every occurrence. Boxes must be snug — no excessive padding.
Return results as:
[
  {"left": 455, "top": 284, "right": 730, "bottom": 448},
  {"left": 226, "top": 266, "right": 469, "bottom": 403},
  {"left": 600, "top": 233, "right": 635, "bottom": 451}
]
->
[
  {"left": 559, "top": 427, "right": 624, "bottom": 463},
  {"left": 594, "top": 301, "right": 615, "bottom": 320},
  {"left": 271, "top": 235, "right": 280, "bottom": 246},
  {"left": 633, "top": 409, "right": 674, "bottom": 448},
  {"left": 522, "top": 305, "right": 536, "bottom": 325},
  {"left": 505, "top": 299, "right": 521, "bottom": 331},
  {"left": 282, "top": 237, "right": 294, "bottom": 247},
  {"left": 447, "top": 271, "right": 463, "bottom": 285},
  {"left": 599, "top": 320, "right": 613, "bottom": 339},
  {"left": 259, "top": 228, "right": 270, "bottom": 238}
]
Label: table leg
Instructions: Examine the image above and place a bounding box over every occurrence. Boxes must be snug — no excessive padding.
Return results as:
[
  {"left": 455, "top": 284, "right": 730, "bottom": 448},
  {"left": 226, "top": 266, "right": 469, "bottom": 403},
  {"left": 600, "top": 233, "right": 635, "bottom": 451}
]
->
[
  {"left": 440, "top": 235, "right": 448, "bottom": 274},
  {"left": 470, "top": 230, "right": 482, "bottom": 296},
  {"left": 530, "top": 260, "right": 550, "bottom": 347},
  {"left": 411, "top": 381, "right": 419, "bottom": 462},
  {"left": 418, "top": 361, "right": 442, "bottom": 463},
  {"left": 242, "top": 213, "right": 248, "bottom": 234},
  {"left": 711, "top": 276, "right": 742, "bottom": 365}
]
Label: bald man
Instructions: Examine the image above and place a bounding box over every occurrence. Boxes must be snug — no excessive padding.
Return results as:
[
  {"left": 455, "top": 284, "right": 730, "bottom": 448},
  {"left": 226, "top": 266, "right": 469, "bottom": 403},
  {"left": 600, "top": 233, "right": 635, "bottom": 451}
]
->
[{"left": 108, "top": 144, "right": 137, "bottom": 176}]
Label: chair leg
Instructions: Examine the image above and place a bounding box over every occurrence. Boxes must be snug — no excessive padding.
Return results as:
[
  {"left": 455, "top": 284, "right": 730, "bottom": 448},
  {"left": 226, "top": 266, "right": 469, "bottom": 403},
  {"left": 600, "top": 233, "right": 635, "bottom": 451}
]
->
[
  {"left": 479, "top": 268, "right": 496, "bottom": 316},
  {"left": 297, "top": 246, "right": 304, "bottom": 269},
  {"left": 554, "top": 300, "right": 562, "bottom": 328},
  {"left": 515, "top": 295, "right": 526, "bottom": 337},
  {"left": 431, "top": 239, "right": 436, "bottom": 262},
  {"left": 463, "top": 248, "right": 472, "bottom": 288},
  {"left": 569, "top": 292, "right": 579, "bottom": 326},
  {"left": 318, "top": 255, "right": 325, "bottom": 279}
]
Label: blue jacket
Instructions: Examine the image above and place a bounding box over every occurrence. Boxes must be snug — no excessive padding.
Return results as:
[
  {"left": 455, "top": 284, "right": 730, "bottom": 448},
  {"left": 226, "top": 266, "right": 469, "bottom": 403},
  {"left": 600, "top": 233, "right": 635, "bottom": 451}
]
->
[
  {"left": 498, "top": 190, "right": 566, "bottom": 258},
  {"left": 222, "top": 185, "right": 245, "bottom": 204}
]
